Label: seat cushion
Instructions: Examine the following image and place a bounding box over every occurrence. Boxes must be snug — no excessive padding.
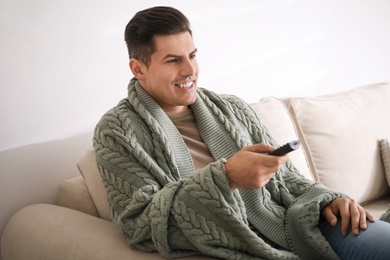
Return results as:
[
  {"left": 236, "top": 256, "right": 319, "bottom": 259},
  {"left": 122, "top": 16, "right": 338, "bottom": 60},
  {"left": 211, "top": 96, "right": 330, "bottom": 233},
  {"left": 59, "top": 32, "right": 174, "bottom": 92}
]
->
[
  {"left": 362, "top": 195, "right": 390, "bottom": 220},
  {"left": 1, "top": 204, "right": 214, "bottom": 260},
  {"left": 288, "top": 83, "right": 390, "bottom": 204}
]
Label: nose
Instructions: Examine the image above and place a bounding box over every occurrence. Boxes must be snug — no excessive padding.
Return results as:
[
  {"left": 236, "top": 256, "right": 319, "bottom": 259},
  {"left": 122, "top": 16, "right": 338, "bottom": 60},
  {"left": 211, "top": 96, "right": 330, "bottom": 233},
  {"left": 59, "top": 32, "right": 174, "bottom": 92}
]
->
[{"left": 180, "top": 58, "right": 197, "bottom": 77}]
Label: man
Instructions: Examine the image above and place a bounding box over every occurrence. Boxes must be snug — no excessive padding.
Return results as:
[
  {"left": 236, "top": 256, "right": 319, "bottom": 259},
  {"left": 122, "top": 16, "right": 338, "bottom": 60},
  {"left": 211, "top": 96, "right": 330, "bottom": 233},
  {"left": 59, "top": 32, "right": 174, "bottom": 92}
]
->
[{"left": 93, "top": 6, "right": 390, "bottom": 259}]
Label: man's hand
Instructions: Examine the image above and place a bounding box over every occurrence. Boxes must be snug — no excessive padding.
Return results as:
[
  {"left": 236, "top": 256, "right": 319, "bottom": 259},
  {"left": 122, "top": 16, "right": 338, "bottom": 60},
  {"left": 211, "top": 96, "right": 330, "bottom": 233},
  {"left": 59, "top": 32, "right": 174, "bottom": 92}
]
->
[
  {"left": 225, "top": 143, "right": 289, "bottom": 190},
  {"left": 322, "top": 198, "right": 375, "bottom": 236}
]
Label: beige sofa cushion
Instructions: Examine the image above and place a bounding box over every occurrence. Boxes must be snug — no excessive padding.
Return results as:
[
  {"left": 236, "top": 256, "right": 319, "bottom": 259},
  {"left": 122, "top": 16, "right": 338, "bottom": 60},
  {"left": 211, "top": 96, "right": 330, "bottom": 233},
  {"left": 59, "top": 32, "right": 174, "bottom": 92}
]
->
[
  {"left": 1, "top": 204, "right": 213, "bottom": 260},
  {"left": 379, "top": 139, "right": 390, "bottom": 188},
  {"left": 251, "top": 97, "right": 312, "bottom": 180},
  {"left": 77, "top": 148, "right": 111, "bottom": 221},
  {"left": 57, "top": 176, "right": 99, "bottom": 217},
  {"left": 288, "top": 83, "right": 390, "bottom": 205}
]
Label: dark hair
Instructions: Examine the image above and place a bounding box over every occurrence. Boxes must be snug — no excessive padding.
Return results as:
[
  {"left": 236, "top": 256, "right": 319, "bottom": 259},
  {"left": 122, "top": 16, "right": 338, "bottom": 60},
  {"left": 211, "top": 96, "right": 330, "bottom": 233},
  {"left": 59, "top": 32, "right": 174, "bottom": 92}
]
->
[{"left": 124, "top": 6, "right": 192, "bottom": 67}]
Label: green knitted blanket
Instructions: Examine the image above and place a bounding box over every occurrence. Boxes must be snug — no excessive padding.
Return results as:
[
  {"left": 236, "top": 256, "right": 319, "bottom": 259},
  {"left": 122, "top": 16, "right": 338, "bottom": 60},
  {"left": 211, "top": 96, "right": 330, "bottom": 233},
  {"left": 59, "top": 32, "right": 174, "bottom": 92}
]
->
[
  {"left": 93, "top": 78, "right": 344, "bottom": 259},
  {"left": 380, "top": 206, "right": 390, "bottom": 223}
]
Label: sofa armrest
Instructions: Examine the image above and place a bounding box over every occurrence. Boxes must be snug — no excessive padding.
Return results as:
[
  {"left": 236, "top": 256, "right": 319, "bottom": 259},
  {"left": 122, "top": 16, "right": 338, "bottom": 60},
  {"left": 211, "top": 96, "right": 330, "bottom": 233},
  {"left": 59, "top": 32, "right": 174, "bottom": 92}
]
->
[
  {"left": 1, "top": 204, "right": 214, "bottom": 260},
  {"left": 57, "top": 176, "right": 99, "bottom": 217}
]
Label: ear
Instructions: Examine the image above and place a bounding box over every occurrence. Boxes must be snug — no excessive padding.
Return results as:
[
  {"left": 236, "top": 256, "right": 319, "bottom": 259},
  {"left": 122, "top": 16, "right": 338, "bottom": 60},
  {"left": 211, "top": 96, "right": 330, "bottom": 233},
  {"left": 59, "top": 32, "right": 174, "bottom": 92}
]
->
[{"left": 129, "top": 58, "right": 147, "bottom": 80}]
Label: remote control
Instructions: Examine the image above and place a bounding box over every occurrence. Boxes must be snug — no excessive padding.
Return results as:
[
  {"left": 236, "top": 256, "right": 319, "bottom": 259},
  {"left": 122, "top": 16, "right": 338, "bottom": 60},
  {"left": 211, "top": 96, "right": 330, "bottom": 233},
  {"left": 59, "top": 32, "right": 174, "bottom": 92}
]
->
[{"left": 268, "top": 140, "right": 301, "bottom": 156}]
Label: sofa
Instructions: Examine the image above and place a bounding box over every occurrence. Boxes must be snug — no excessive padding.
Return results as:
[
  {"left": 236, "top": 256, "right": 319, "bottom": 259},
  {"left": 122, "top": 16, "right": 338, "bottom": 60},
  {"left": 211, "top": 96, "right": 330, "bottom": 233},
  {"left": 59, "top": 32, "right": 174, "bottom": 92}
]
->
[{"left": 2, "top": 83, "right": 390, "bottom": 260}]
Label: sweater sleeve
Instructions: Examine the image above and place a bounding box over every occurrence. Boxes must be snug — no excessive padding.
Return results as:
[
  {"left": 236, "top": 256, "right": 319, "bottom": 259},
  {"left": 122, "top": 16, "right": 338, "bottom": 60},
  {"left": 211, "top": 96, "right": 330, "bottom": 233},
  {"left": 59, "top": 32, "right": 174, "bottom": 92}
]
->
[{"left": 93, "top": 111, "right": 198, "bottom": 255}]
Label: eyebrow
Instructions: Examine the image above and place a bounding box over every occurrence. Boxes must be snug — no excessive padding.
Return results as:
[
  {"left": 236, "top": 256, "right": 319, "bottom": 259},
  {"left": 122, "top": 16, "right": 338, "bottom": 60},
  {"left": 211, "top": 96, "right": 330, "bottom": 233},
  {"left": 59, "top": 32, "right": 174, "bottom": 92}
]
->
[{"left": 162, "top": 48, "right": 198, "bottom": 60}]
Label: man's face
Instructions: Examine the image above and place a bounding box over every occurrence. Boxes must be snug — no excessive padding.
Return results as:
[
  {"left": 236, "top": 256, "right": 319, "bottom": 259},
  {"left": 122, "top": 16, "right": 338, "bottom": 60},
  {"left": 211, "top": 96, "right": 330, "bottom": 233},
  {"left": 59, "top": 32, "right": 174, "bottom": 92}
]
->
[{"left": 134, "top": 32, "right": 199, "bottom": 114}]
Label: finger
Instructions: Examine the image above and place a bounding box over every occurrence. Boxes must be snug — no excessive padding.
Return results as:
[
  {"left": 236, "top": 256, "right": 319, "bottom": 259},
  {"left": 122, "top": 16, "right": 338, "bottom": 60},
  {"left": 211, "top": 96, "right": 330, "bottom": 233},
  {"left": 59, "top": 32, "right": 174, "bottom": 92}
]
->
[
  {"left": 262, "top": 154, "right": 289, "bottom": 168},
  {"left": 248, "top": 150, "right": 288, "bottom": 169},
  {"left": 260, "top": 158, "right": 284, "bottom": 170},
  {"left": 365, "top": 210, "right": 376, "bottom": 223},
  {"left": 349, "top": 200, "right": 361, "bottom": 235},
  {"left": 339, "top": 202, "right": 351, "bottom": 236},
  {"left": 357, "top": 207, "right": 376, "bottom": 232},
  {"left": 254, "top": 172, "right": 276, "bottom": 187},
  {"left": 358, "top": 207, "right": 367, "bottom": 231},
  {"left": 244, "top": 143, "right": 274, "bottom": 153},
  {"left": 322, "top": 206, "right": 338, "bottom": 226}
]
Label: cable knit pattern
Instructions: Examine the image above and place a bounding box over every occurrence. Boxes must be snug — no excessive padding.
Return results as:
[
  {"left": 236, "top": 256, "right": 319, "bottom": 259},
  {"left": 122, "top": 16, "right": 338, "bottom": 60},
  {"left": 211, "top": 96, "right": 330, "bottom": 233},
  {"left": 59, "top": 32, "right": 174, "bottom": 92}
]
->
[
  {"left": 381, "top": 208, "right": 390, "bottom": 223},
  {"left": 93, "top": 78, "right": 344, "bottom": 259}
]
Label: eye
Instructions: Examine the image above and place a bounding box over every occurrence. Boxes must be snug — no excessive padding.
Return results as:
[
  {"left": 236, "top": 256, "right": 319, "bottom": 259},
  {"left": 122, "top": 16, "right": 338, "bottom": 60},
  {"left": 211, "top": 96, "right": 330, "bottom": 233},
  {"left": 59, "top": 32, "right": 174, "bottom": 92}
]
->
[
  {"left": 166, "top": 58, "right": 178, "bottom": 63},
  {"left": 190, "top": 53, "right": 197, "bottom": 59}
]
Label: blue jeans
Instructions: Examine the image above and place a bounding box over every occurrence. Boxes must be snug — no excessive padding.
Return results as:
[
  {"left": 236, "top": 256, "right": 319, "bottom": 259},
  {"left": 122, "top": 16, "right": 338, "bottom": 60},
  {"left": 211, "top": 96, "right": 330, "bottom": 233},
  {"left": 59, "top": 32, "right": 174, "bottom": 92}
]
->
[{"left": 320, "top": 219, "right": 390, "bottom": 260}]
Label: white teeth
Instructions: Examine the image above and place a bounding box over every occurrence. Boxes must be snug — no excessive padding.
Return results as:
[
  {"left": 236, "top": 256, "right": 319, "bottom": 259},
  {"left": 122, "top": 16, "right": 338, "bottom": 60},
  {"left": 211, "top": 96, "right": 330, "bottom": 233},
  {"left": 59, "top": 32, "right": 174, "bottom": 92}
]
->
[{"left": 176, "top": 82, "right": 193, "bottom": 88}]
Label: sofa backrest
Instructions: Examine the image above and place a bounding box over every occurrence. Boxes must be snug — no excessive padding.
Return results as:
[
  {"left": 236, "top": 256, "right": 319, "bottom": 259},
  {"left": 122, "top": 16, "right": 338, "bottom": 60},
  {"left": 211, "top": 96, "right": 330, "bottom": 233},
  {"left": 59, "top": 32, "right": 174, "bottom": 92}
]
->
[
  {"left": 250, "top": 97, "right": 312, "bottom": 180},
  {"left": 287, "top": 83, "right": 390, "bottom": 205}
]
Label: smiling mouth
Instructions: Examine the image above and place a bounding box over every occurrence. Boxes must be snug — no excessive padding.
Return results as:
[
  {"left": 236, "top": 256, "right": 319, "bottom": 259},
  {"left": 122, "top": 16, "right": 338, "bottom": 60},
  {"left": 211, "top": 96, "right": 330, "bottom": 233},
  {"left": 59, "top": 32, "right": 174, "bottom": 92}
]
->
[{"left": 175, "top": 81, "right": 193, "bottom": 88}]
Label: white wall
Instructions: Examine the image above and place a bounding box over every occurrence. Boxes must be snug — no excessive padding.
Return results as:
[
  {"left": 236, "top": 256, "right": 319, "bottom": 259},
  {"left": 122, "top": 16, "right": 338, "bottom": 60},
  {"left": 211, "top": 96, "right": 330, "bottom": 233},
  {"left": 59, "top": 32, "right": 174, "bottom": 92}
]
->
[
  {"left": 1, "top": 0, "right": 390, "bottom": 256},
  {"left": 2, "top": 0, "right": 390, "bottom": 152}
]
